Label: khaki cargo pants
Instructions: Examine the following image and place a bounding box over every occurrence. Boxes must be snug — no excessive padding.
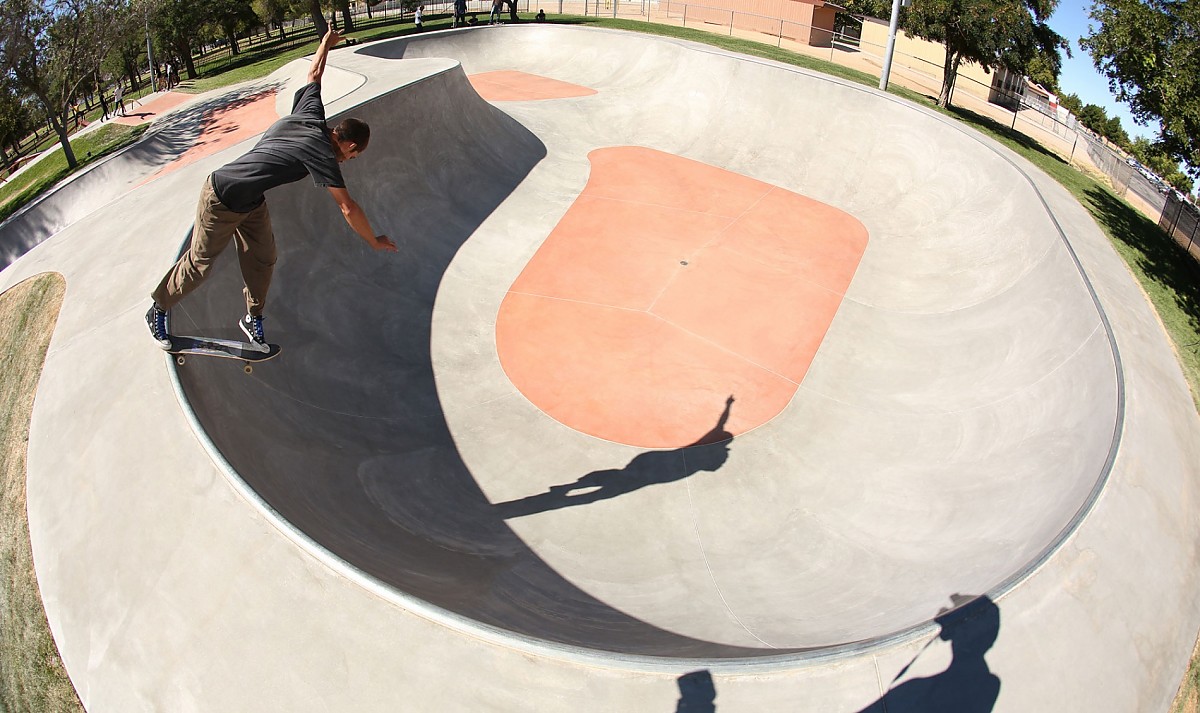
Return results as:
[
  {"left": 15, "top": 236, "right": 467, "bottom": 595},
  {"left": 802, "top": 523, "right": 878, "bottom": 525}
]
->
[{"left": 151, "top": 175, "right": 276, "bottom": 317}]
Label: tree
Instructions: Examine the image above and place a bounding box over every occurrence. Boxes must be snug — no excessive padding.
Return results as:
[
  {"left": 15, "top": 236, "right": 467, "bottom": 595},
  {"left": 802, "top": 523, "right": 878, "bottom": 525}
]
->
[
  {"left": 1057, "top": 91, "right": 1083, "bottom": 117},
  {"left": 1077, "top": 103, "right": 1108, "bottom": 133},
  {"left": 1023, "top": 51, "right": 1060, "bottom": 93},
  {"left": 1081, "top": 0, "right": 1200, "bottom": 178},
  {"left": 0, "top": 0, "right": 128, "bottom": 169},
  {"left": 151, "top": 0, "right": 206, "bottom": 80},
  {"left": 0, "top": 77, "right": 34, "bottom": 172},
  {"left": 1103, "top": 115, "right": 1129, "bottom": 149},
  {"left": 206, "top": 0, "right": 259, "bottom": 55},
  {"left": 252, "top": 0, "right": 299, "bottom": 39},
  {"left": 904, "top": 0, "right": 1068, "bottom": 108},
  {"left": 839, "top": 0, "right": 894, "bottom": 20}
]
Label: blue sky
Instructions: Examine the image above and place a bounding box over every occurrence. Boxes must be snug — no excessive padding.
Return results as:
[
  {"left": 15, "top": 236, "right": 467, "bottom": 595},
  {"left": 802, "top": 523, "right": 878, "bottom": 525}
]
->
[{"left": 1046, "top": 0, "right": 1159, "bottom": 141}]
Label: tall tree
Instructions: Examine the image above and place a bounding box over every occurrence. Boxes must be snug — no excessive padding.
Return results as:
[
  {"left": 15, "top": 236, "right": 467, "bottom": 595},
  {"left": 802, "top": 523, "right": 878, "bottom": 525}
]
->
[
  {"left": 1081, "top": 0, "right": 1200, "bottom": 177},
  {"left": 252, "top": 0, "right": 300, "bottom": 39},
  {"left": 1077, "top": 102, "right": 1109, "bottom": 132},
  {"left": 904, "top": 0, "right": 1068, "bottom": 107},
  {"left": 0, "top": 77, "right": 34, "bottom": 172},
  {"left": 0, "top": 0, "right": 128, "bottom": 169},
  {"left": 151, "top": 0, "right": 205, "bottom": 80},
  {"left": 1102, "top": 115, "right": 1129, "bottom": 148},
  {"left": 1057, "top": 91, "right": 1084, "bottom": 116},
  {"left": 206, "top": 0, "right": 260, "bottom": 55}
]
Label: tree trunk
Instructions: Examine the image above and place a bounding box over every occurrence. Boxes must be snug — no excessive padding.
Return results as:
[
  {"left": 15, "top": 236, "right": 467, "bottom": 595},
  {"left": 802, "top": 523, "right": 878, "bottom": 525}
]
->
[
  {"left": 225, "top": 28, "right": 241, "bottom": 55},
  {"left": 124, "top": 56, "right": 141, "bottom": 92},
  {"left": 310, "top": 0, "right": 329, "bottom": 35},
  {"left": 48, "top": 112, "right": 78, "bottom": 169},
  {"left": 174, "top": 40, "right": 198, "bottom": 79},
  {"left": 938, "top": 52, "right": 961, "bottom": 108},
  {"left": 339, "top": 0, "right": 354, "bottom": 32}
]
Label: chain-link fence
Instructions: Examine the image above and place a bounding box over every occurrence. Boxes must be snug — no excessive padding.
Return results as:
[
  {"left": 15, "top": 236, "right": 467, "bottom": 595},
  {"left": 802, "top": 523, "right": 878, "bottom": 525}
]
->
[{"left": 1161, "top": 192, "right": 1200, "bottom": 262}]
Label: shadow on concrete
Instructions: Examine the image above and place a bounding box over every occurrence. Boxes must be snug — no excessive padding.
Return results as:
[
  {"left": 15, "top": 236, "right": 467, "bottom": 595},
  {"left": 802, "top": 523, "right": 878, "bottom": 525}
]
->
[
  {"left": 676, "top": 669, "right": 717, "bottom": 712},
  {"left": 855, "top": 594, "right": 1001, "bottom": 713},
  {"left": 493, "top": 396, "right": 735, "bottom": 519}
]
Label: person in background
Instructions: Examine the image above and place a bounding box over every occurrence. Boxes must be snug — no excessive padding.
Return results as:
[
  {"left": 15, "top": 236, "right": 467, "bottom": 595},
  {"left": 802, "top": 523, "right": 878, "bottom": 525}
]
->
[{"left": 113, "top": 81, "right": 126, "bottom": 117}]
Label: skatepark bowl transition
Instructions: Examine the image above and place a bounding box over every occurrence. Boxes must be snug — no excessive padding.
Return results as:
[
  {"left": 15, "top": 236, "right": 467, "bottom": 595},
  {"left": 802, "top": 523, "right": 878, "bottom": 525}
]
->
[{"left": 5, "top": 24, "right": 1200, "bottom": 713}]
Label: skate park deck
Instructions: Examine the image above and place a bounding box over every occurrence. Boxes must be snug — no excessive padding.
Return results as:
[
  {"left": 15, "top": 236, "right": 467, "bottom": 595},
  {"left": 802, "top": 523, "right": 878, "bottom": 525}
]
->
[{"left": 3, "top": 25, "right": 1200, "bottom": 712}]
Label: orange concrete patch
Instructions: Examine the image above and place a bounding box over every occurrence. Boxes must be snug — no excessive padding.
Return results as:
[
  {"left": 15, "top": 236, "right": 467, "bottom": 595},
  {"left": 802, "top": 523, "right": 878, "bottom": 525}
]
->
[
  {"left": 111, "top": 91, "right": 191, "bottom": 126},
  {"left": 496, "top": 146, "right": 869, "bottom": 448},
  {"left": 142, "top": 90, "right": 279, "bottom": 184},
  {"left": 468, "top": 70, "right": 596, "bottom": 101}
]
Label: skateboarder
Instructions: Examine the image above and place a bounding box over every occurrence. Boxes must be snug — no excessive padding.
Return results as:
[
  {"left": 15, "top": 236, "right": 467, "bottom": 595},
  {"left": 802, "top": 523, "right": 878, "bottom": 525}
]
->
[{"left": 146, "top": 28, "right": 396, "bottom": 352}]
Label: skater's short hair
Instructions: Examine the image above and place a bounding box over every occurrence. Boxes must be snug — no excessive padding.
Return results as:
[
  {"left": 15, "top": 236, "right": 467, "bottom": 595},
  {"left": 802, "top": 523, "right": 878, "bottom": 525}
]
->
[{"left": 334, "top": 117, "right": 370, "bottom": 151}]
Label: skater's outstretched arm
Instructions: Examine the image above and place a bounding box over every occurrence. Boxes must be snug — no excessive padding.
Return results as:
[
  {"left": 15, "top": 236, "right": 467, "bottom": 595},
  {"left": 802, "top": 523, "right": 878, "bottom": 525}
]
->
[
  {"left": 308, "top": 29, "right": 341, "bottom": 85},
  {"left": 327, "top": 186, "right": 397, "bottom": 252}
]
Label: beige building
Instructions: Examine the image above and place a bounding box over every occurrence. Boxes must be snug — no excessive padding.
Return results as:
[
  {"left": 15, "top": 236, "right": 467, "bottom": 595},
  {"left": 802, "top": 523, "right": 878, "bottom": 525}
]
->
[
  {"left": 857, "top": 15, "right": 998, "bottom": 102},
  {"left": 687, "top": 0, "right": 840, "bottom": 47}
]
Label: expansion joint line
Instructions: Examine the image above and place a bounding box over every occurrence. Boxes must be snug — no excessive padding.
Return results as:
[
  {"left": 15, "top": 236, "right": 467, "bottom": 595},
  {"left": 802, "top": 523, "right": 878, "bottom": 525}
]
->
[{"left": 682, "top": 463, "right": 777, "bottom": 649}]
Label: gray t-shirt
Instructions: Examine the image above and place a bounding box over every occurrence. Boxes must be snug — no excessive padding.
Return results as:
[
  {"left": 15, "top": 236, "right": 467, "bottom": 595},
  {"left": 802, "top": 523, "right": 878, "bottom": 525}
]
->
[{"left": 210, "top": 83, "right": 345, "bottom": 213}]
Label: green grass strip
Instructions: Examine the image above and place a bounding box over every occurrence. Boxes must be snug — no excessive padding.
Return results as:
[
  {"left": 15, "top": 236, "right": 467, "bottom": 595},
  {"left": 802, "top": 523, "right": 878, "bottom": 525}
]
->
[
  {"left": 0, "top": 124, "right": 148, "bottom": 224},
  {"left": 0, "top": 273, "right": 81, "bottom": 713}
]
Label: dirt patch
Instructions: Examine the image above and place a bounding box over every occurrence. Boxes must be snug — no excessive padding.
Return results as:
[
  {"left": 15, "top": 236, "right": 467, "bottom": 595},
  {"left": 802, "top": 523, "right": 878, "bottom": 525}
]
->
[{"left": 0, "top": 273, "right": 82, "bottom": 713}]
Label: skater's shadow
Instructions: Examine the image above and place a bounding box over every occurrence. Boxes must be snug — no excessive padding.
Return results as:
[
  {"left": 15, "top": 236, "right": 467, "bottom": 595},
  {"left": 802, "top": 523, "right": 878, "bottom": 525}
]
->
[
  {"left": 857, "top": 593, "right": 1001, "bottom": 713},
  {"left": 676, "top": 669, "right": 717, "bottom": 712},
  {"left": 493, "top": 396, "right": 736, "bottom": 520}
]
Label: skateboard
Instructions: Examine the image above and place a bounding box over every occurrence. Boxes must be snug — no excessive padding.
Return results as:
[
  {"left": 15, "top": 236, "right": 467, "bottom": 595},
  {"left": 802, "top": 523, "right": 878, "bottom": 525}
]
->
[{"left": 168, "top": 335, "right": 281, "bottom": 373}]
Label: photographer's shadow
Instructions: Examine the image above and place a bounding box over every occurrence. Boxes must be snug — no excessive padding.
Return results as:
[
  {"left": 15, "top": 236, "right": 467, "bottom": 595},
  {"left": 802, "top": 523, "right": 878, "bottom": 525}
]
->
[
  {"left": 858, "top": 593, "right": 1001, "bottom": 713},
  {"left": 493, "top": 396, "right": 736, "bottom": 520}
]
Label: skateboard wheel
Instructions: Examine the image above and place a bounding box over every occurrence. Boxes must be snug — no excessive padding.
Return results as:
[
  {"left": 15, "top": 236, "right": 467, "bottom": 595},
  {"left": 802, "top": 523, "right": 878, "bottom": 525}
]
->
[
  {"left": 176, "top": 356, "right": 186, "bottom": 365},
  {"left": 244, "top": 364, "right": 253, "bottom": 374}
]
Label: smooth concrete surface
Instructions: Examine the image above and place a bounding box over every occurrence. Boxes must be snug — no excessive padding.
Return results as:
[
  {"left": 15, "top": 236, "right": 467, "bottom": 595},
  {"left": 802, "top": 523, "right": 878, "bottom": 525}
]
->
[{"left": 2, "top": 25, "right": 1199, "bottom": 711}]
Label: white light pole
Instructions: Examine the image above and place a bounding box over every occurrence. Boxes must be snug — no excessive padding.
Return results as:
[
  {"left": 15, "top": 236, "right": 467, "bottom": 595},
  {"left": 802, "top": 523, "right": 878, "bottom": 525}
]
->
[
  {"left": 144, "top": 3, "right": 158, "bottom": 92},
  {"left": 878, "top": 0, "right": 910, "bottom": 91}
]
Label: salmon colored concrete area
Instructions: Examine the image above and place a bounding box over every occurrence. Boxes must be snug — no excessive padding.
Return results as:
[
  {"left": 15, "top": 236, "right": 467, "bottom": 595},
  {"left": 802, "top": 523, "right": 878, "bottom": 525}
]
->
[
  {"left": 496, "top": 146, "right": 869, "bottom": 448},
  {"left": 143, "top": 90, "right": 279, "bottom": 184},
  {"left": 111, "top": 91, "right": 192, "bottom": 126},
  {"left": 468, "top": 70, "right": 597, "bottom": 101}
]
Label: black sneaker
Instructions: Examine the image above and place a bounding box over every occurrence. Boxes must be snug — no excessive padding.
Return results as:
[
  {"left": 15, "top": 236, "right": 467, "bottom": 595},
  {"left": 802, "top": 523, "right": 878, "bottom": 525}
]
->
[
  {"left": 239, "top": 313, "right": 270, "bottom": 353},
  {"left": 146, "top": 304, "right": 172, "bottom": 349}
]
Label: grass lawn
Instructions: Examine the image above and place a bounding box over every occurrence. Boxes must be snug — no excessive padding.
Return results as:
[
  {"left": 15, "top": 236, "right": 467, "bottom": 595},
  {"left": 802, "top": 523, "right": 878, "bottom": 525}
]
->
[
  {"left": 0, "top": 123, "right": 149, "bottom": 225},
  {"left": 0, "top": 273, "right": 80, "bottom": 713},
  {"left": 1, "top": 15, "right": 1198, "bottom": 710}
]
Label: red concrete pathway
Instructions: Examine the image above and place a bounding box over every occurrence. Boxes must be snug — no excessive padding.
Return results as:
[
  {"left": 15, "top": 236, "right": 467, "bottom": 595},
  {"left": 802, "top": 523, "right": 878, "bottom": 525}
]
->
[
  {"left": 111, "top": 91, "right": 192, "bottom": 126},
  {"left": 496, "top": 146, "right": 868, "bottom": 448},
  {"left": 468, "top": 70, "right": 596, "bottom": 101},
  {"left": 142, "top": 89, "right": 279, "bottom": 184}
]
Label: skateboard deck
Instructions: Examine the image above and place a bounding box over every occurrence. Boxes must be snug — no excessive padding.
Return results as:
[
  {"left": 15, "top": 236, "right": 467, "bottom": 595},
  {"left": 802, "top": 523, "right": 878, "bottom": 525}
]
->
[{"left": 168, "top": 335, "right": 281, "bottom": 373}]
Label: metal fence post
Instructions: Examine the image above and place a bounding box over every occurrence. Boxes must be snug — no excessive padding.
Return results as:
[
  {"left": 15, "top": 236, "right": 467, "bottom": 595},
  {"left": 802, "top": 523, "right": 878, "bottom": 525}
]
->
[
  {"left": 778, "top": 19, "right": 784, "bottom": 47},
  {"left": 730, "top": 10, "right": 734, "bottom": 35},
  {"left": 682, "top": 4, "right": 687, "bottom": 27}
]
